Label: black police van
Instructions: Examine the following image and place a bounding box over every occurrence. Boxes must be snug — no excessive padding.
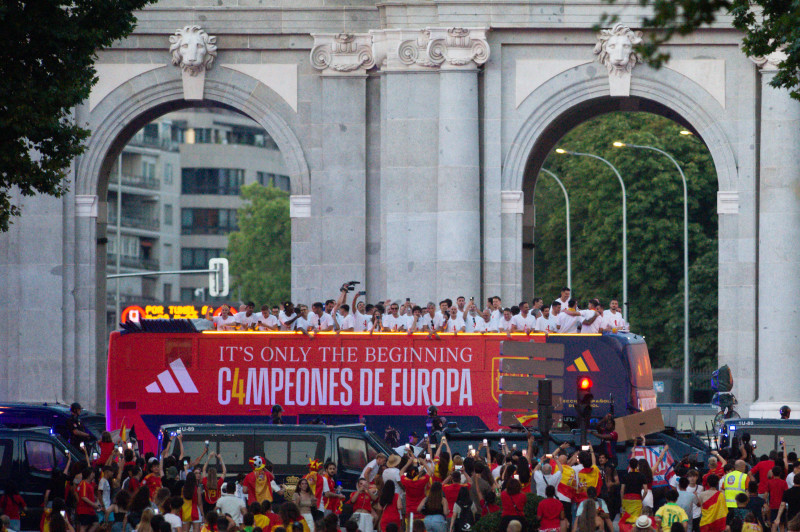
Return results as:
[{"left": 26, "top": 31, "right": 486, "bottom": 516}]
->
[
  {"left": 158, "top": 423, "right": 395, "bottom": 493},
  {"left": 0, "top": 402, "right": 105, "bottom": 444},
  {"left": 0, "top": 426, "right": 86, "bottom": 530}
]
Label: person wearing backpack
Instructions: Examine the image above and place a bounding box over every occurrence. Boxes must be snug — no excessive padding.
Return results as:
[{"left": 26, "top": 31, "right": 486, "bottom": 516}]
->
[{"left": 449, "top": 487, "right": 478, "bottom": 532}]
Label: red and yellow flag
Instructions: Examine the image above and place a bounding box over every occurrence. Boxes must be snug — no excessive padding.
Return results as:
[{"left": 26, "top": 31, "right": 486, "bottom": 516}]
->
[
  {"left": 557, "top": 465, "right": 576, "bottom": 501},
  {"left": 620, "top": 493, "right": 643, "bottom": 525},
  {"left": 119, "top": 419, "right": 127, "bottom": 442},
  {"left": 700, "top": 491, "right": 728, "bottom": 532},
  {"left": 515, "top": 414, "right": 537, "bottom": 427},
  {"left": 576, "top": 465, "right": 601, "bottom": 503}
]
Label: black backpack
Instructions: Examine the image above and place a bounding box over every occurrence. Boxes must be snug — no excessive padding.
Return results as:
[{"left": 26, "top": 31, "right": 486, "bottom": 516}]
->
[{"left": 453, "top": 502, "right": 477, "bottom": 532}]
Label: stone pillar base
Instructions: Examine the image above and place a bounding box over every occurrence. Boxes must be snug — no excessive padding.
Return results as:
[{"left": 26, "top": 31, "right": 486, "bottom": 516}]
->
[{"left": 748, "top": 401, "right": 799, "bottom": 419}]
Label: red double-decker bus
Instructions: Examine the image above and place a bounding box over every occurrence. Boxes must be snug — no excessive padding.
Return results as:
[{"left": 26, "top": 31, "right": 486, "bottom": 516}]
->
[{"left": 106, "top": 328, "right": 655, "bottom": 452}]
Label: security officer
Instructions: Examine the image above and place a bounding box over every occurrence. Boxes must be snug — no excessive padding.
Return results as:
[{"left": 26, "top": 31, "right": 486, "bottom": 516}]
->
[
  {"left": 781, "top": 405, "right": 791, "bottom": 419},
  {"left": 66, "top": 402, "right": 92, "bottom": 448},
  {"left": 722, "top": 460, "right": 749, "bottom": 508}
]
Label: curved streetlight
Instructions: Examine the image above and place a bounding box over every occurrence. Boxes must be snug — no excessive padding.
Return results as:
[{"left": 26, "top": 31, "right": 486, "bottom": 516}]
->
[
  {"left": 614, "top": 141, "right": 690, "bottom": 403},
  {"left": 535, "top": 168, "right": 572, "bottom": 289},
  {"left": 556, "top": 148, "right": 627, "bottom": 321}
]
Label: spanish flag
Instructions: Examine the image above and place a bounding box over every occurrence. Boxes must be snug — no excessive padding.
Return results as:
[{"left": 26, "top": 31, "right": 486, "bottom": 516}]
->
[
  {"left": 700, "top": 491, "right": 728, "bottom": 532},
  {"left": 120, "top": 419, "right": 127, "bottom": 442},
  {"left": 515, "top": 413, "right": 537, "bottom": 427},
  {"left": 620, "top": 493, "right": 643, "bottom": 525},
  {"left": 557, "top": 465, "right": 576, "bottom": 501},
  {"left": 576, "top": 465, "right": 601, "bottom": 503}
]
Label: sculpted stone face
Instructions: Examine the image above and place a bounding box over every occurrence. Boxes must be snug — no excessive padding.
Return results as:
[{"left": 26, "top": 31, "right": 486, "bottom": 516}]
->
[
  {"left": 169, "top": 26, "right": 217, "bottom": 76},
  {"left": 606, "top": 34, "right": 634, "bottom": 69}
]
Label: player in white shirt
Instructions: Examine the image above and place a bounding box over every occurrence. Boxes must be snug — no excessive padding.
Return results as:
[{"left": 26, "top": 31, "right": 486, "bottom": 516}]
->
[
  {"left": 602, "top": 299, "right": 628, "bottom": 331},
  {"left": 580, "top": 299, "right": 603, "bottom": 334},
  {"left": 308, "top": 302, "right": 335, "bottom": 331},
  {"left": 407, "top": 306, "right": 425, "bottom": 333},
  {"left": 233, "top": 301, "right": 259, "bottom": 329},
  {"left": 511, "top": 302, "right": 537, "bottom": 332},
  {"left": 211, "top": 304, "right": 237, "bottom": 330},
  {"left": 446, "top": 306, "right": 466, "bottom": 333},
  {"left": 481, "top": 308, "right": 499, "bottom": 332},
  {"left": 497, "top": 308, "right": 514, "bottom": 332},
  {"left": 551, "top": 287, "right": 571, "bottom": 314},
  {"left": 351, "top": 292, "right": 370, "bottom": 332},
  {"left": 334, "top": 304, "right": 355, "bottom": 331},
  {"left": 278, "top": 302, "right": 298, "bottom": 331},
  {"left": 489, "top": 296, "right": 503, "bottom": 323},
  {"left": 294, "top": 305, "right": 311, "bottom": 333},
  {"left": 556, "top": 299, "right": 582, "bottom": 333},
  {"left": 419, "top": 303, "right": 438, "bottom": 332},
  {"left": 382, "top": 303, "right": 406, "bottom": 331},
  {"left": 464, "top": 303, "right": 487, "bottom": 332},
  {"left": 256, "top": 304, "right": 279, "bottom": 330},
  {"left": 535, "top": 305, "right": 554, "bottom": 332}
]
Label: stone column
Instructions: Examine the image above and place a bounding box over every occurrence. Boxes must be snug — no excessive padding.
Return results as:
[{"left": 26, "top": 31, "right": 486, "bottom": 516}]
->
[
  {"left": 432, "top": 28, "right": 489, "bottom": 300},
  {"left": 308, "top": 34, "right": 372, "bottom": 300},
  {"left": 371, "top": 29, "right": 442, "bottom": 301},
  {"left": 750, "top": 52, "right": 800, "bottom": 417}
]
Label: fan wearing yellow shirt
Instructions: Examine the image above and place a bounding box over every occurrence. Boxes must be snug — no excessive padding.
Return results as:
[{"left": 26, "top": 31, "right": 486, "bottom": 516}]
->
[{"left": 655, "top": 490, "right": 689, "bottom": 532}]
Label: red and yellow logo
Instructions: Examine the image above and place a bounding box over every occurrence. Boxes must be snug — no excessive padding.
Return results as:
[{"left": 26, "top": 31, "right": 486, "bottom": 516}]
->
[{"left": 566, "top": 350, "right": 600, "bottom": 372}]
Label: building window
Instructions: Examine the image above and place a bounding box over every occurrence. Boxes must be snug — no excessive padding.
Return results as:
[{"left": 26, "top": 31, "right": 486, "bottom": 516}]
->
[
  {"left": 181, "top": 208, "right": 238, "bottom": 235},
  {"left": 181, "top": 248, "right": 226, "bottom": 270},
  {"left": 142, "top": 123, "right": 159, "bottom": 143},
  {"left": 164, "top": 204, "right": 173, "bottom": 226},
  {"left": 257, "top": 172, "right": 291, "bottom": 193},
  {"left": 142, "top": 161, "right": 156, "bottom": 179},
  {"left": 164, "top": 163, "right": 173, "bottom": 185},
  {"left": 163, "top": 283, "right": 172, "bottom": 301},
  {"left": 181, "top": 168, "right": 245, "bottom": 195},
  {"left": 163, "top": 243, "right": 173, "bottom": 264}
]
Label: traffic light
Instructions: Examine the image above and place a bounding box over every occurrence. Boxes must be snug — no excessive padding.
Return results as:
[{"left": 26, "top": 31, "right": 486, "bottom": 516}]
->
[{"left": 576, "top": 375, "right": 593, "bottom": 444}]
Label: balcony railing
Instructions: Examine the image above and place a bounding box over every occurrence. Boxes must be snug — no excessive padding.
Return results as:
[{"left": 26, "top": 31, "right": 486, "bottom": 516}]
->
[
  {"left": 108, "top": 173, "right": 160, "bottom": 191},
  {"left": 108, "top": 213, "right": 160, "bottom": 232},
  {"left": 106, "top": 255, "right": 160, "bottom": 271},
  {"left": 127, "top": 134, "right": 179, "bottom": 152}
]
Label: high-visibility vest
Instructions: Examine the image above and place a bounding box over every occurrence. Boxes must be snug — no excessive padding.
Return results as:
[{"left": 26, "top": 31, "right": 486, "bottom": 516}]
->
[{"left": 723, "top": 471, "right": 748, "bottom": 507}]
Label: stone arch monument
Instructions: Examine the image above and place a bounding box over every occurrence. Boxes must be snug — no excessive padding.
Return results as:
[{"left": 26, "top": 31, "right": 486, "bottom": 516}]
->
[{"left": 0, "top": 1, "right": 796, "bottom": 418}]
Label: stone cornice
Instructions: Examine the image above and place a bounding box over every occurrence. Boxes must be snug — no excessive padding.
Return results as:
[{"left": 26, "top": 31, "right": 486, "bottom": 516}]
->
[
  {"left": 750, "top": 49, "right": 787, "bottom": 72},
  {"left": 310, "top": 33, "right": 375, "bottom": 76},
  {"left": 371, "top": 27, "right": 489, "bottom": 72}
]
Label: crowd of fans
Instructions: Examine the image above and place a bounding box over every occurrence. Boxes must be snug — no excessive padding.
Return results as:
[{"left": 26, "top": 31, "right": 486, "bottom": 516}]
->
[
  {"left": 4, "top": 407, "right": 800, "bottom": 532},
  {"left": 203, "top": 286, "right": 629, "bottom": 335}
]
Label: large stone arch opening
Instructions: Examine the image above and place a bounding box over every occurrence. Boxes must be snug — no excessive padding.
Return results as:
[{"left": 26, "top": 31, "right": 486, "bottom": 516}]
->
[
  {"left": 498, "top": 62, "right": 751, "bottom": 404},
  {"left": 73, "top": 67, "right": 311, "bottom": 407}
]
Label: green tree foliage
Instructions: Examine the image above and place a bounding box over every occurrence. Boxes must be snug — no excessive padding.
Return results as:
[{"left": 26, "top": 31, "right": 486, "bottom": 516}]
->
[
  {"left": 533, "top": 113, "right": 718, "bottom": 369},
  {"left": 0, "top": 0, "right": 153, "bottom": 231},
  {"left": 227, "top": 183, "right": 291, "bottom": 305},
  {"left": 600, "top": 0, "right": 800, "bottom": 99}
]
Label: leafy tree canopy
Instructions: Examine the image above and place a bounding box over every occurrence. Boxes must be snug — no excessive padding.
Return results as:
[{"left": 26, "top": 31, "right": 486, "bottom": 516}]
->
[
  {"left": 0, "top": 0, "right": 153, "bottom": 231},
  {"left": 534, "top": 112, "right": 718, "bottom": 369},
  {"left": 227, "top": 183, "right": 291, "bottom": 306},
  {"left": 601, "top": 0, "right": 800, "bottom": 99}
]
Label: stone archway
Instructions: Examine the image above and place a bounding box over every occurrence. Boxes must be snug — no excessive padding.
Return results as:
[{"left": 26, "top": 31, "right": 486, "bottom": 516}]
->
[
  {"left": 70, "top": 66, "right": 311, "bottom": 408},
  {"left": 497, "top": 61, "right": 753, "bottom": 404}
]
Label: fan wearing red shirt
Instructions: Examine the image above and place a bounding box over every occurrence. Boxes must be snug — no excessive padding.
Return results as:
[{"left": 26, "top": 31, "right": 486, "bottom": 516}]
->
[
  {"left": 703, "top": 454, "right": 727, "bottom": 490},
  {"left": 766, "top": 466, "right": 789, "bottom": 522},
  {"left": 537, "top": 485, "right": 565, "bottom": 532},
  {"left": 750, "top": 457, "right": 776, "bottom": 495},
  {"left": 93, "top": 434, "right": 115, "bottom": 467},
  {"left": 443, "top": 470, "right": 469, "bottom": 518},
  {"left": 142, "top": 459, "right": 163, "bottom": 501},
  {"left": 500, "top": 478, "right": 529, "bottom": 532},
  {"left": 400, "top": 465, "right": 430, "bottom": 518},
  {"left": 202, "top": 454, "right": 227, "bottom": 512},
  {"left": 76, "top": 468, "right": 100, "bottom": 532},
  {"left": 349, "top": 479, "right": 377, "bottom": 513}
]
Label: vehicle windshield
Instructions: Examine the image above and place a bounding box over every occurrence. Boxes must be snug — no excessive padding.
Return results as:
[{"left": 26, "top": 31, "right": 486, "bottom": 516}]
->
[{"left": 627, "top": 342, "right": 654, "bottom": 389}]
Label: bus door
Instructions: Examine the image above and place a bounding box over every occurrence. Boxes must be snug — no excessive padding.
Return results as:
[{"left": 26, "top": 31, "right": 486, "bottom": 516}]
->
[{"left": 256, "top": 432, "right": 327, "bottom": 496}]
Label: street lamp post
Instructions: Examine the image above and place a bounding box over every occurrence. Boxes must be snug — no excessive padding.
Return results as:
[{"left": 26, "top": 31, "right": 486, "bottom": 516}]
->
[
  {"left": 614, "top": 141, "right": 690, "bottom": 403},
  {"left": 556, "top": 148, "right": 628, "bottom": 322},
  {"left": 537, "top": 168, "right": 572, "bottom": 289}
]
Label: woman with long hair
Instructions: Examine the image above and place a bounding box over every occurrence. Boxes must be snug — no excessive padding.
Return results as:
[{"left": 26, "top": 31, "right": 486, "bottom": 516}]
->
[
  {"left": 517, "top": 457, "right": 532, "bottom": 494},
  {"left": 499, "top": 478, "right": 528, "bottom": 532},
  {"left": 377, "top": 481, "right": 402, "bottom": 532},
  {"left": 449, "top": 486, "right": 477, "bottom": 532},
  {"left": 418, "top": 481, "right": 448, "bottom": 532},
  {"left": 135, "top": 509, "right": 154, "bottom": 532},
  {"left": 637, "top": 459, "right": 654, "bottom": 511},
  {"left": 48, "top": 498, "right": 76, "bottom": 532},
  {"left": 127, "top": 487, "right": 151, "bottom": 529},
  {"left": 181, "top": 472, "right": 202, "bottom": 532},
  {"left": 572, "top": 499, "right": 602, "bottom": 532},
  {"left": 293, "top": 478, "right": 317, "bottom": 532},
  {"left": 434, "top": 452, "right": 451, "bottom": 484},
  {"left": 202, "top": 453, "right": 227, "bottom": 514},
  {"left": 279, "top": 502, "right": 310, "bottom": 532},
  {"left": 110, "top": 490, "right": 131, "bottom": 532}
]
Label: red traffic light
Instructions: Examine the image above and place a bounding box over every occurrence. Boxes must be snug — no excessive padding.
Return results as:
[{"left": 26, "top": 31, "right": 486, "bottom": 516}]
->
[{"left": 579, "top": 377, "right": 593, "bottom": 390}]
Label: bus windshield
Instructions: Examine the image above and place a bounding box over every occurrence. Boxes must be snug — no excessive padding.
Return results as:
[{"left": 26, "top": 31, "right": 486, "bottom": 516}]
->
[{"left": 627, "top": 342, "right": 654, "bottom": 389}]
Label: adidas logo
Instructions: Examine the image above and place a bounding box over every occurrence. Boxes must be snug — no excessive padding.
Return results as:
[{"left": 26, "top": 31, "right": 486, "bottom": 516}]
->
[
  {"left": 145, "top": 358, "right": 199, "bottom": 394},
  {"left": 566, "top": 350, "right": 600, "bottom": 372}
]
